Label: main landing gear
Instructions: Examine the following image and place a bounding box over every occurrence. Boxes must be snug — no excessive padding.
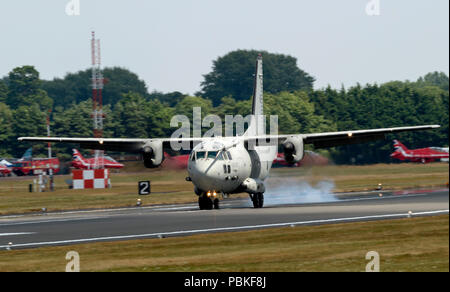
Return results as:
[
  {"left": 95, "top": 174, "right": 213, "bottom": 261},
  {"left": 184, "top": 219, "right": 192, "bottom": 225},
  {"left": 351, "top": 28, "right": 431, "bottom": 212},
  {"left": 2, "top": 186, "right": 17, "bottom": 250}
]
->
[{"left": 250, "top": 193, "right": 264, "bottom": 209}]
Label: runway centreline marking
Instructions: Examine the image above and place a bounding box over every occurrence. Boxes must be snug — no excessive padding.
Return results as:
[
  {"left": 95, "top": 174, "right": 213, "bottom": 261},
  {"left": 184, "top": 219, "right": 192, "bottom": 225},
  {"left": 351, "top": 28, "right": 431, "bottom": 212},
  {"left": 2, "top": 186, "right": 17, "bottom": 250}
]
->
[{"left": 1, "top": 209, "right": 448, "bottom": 250}]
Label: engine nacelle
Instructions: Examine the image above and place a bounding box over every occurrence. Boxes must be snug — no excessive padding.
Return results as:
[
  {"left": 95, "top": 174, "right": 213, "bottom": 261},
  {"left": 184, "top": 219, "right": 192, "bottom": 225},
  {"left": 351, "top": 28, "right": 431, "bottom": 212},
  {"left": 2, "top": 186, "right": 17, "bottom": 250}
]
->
[
  {"left": 282, "top": 135, "right": 304, "bottom": 164},
  {"left": 142, "top": 141, "right": 164, "bottom": 168},
  {"left": 242, "top": 178, "right": 266, "bottom": 194}
]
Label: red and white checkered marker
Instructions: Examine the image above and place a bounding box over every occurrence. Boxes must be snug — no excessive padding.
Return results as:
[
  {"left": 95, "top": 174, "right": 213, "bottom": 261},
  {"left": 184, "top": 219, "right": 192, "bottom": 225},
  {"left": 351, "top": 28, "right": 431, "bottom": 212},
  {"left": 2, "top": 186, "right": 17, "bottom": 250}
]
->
[{"left": 72, "top": 169, "right": 110, "bottom": 189}]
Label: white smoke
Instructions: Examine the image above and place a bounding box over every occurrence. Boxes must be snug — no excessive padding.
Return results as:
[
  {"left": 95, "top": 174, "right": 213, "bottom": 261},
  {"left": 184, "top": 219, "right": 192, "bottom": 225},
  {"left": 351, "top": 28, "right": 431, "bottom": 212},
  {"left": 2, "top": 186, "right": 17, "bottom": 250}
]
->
[{"left": 263, "top": 179, "right": 337, "bottom": 206}]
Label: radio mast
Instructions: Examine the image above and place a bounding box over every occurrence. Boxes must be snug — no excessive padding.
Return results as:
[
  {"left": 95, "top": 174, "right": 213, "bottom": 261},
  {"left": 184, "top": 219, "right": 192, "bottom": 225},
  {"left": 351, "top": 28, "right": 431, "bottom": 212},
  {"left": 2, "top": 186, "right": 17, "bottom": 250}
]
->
[{"left": 91, "top": 31, "right": 105, "bottom": 169}]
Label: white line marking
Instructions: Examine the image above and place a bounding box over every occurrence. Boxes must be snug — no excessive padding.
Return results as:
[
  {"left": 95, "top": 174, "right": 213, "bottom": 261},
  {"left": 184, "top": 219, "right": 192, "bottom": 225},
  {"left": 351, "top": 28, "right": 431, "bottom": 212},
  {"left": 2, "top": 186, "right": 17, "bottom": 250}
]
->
[
  {"left": 0, "top": 217, "right": 105, "bottom": 227},
  {"left": 0, "top": 232, "right": 35, "bottom": 237},
  {"left": 1, "top": 210, "right": 448, "bottom": 249}
]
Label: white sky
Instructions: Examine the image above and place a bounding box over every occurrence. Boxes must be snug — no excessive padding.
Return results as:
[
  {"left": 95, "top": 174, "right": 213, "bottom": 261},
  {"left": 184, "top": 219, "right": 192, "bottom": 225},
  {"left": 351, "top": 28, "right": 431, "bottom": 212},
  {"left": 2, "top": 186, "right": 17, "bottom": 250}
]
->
[{"left": 0, "top": 0, "right": 448, "bottom": 95}]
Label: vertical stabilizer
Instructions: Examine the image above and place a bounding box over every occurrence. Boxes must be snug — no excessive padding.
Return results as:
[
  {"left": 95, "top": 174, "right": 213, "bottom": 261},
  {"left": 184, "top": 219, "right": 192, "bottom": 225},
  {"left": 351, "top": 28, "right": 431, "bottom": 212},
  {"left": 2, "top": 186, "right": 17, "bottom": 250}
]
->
[
  {"left": 247, "top": 54, "right": 265, "bottom": 136},
  {"left": 72, "top": 149, "right": 85, "bottom": 161},
  {"left": 393, "top": 140, "right": 408, "bottom": 151},
  {"left": 21, "top": 148, "right": 32, "bottom": 160}
]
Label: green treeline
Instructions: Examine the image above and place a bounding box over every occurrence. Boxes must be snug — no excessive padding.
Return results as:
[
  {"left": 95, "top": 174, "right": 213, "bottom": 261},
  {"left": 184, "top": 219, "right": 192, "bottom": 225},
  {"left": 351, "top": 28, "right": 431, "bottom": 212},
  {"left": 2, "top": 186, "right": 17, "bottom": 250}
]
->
[{"left": 0, "top": 50, "right": 448, "bottom": 164}]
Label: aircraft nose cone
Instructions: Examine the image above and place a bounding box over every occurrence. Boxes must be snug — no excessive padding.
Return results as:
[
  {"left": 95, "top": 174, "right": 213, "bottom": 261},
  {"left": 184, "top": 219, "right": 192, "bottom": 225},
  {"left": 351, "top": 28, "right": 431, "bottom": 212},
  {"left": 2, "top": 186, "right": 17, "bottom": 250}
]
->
[{"left": 188, "top": 159, "right": 222, "bottom": 191}]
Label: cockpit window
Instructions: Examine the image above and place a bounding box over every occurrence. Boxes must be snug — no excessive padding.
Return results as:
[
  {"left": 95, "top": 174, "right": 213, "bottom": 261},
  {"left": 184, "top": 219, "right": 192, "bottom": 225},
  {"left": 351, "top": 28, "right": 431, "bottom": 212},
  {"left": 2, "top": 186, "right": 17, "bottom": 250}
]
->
[
  {"left": 196, "top": 151, "right": 206, "bottom": 159},
  {"left": 226, "top": 151, "right": 232, "bottom": 160},
  {"left": 207, "top": 151, "right": 218, "bottom": 159},
  {"left": 190, "top": 152, "right": 196, "bottom": 161},
  {"left": 217, "top": 152, "right": 225, "bottom": 160}
]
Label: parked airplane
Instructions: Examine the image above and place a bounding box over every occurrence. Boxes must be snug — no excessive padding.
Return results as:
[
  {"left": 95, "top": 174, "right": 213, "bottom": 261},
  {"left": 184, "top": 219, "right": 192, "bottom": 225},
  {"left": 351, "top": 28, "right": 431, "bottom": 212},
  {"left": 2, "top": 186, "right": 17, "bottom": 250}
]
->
[
  {"left": 0, "top": 164, "right": 11, "bottom": 177},
  {"left": 390, "top": 140, "right": 449, "bottom": 163},
  {"left": 72, "top": 149, "right": 124, "bottom": 169},
  {"left": 19, "top": 55, "right": 440, "bottom": 209}
]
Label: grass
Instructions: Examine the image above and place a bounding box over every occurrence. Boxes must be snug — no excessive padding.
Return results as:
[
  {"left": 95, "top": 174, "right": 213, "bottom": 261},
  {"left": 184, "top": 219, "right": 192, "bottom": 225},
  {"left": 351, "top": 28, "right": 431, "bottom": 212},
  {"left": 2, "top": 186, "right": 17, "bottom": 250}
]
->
[
  {"left": 0, "top": 163, "right": 448, "bottom": 215},
  {"left": 0, "top": 215, "right": 447, "bottom": 272}
]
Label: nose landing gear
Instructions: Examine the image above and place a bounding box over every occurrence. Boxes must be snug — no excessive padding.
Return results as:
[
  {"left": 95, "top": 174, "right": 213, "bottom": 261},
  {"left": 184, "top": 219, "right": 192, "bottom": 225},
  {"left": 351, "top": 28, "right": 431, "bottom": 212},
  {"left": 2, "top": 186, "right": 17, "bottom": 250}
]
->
[{"left": 198, "top": 192, "right": 220, "bottom": 210}]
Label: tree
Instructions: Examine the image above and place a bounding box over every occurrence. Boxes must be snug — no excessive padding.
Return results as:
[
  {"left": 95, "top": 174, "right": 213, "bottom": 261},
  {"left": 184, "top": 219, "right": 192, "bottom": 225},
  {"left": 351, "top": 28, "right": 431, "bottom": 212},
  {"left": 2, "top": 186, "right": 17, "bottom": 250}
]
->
[
  {"left": 416, "top": 72, "right": 449, "bottom": 91},
  {"left": 42, "top": 67, "right": 149, "bottom": 108},
  {"left": 309, "top": 76, "right": 449, "bottom": 164},
  {"left": 6, "top": 66, "right": 52, "bottom": 110},
  {"left": 199, "top": 50, "right": 315, "bottom": 106},
  {"left": 0, "top": 81, "right": 7, "bottom": 104},
  {"left": 111, "top": 92, "right": 152, "bottom": 138},
  {"left": 148, "top": 91, "right": 187, "bottom": 107},
  {"left": 0, "top": 103, "right": 13, "bottom": 156},
  {"left": 12, "top": 105, "right": 47, "bottom": 156}
]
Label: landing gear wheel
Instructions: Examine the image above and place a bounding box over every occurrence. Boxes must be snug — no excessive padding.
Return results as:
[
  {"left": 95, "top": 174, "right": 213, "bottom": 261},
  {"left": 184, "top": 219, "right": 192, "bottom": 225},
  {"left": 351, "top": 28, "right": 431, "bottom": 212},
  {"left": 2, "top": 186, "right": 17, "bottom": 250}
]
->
[
  {"left": 252, "top": 193, "right": 264, "bottom": 209},
  {"left": 198, "top": 196, "right": 205, "bottom": 210},
  {"left": 198, "top": 196, "right": 214, "bottom": 210},
  {"left": 213, "top": 199, "right": 220, "bottom": 210}
]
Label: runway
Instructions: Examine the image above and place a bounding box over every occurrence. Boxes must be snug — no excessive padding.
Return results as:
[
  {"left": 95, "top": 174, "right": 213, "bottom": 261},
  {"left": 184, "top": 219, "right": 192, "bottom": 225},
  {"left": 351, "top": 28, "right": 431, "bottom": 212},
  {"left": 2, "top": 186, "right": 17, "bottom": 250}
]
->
[{"left": 0, "top": 188, "right": 448, "bottom": 250}]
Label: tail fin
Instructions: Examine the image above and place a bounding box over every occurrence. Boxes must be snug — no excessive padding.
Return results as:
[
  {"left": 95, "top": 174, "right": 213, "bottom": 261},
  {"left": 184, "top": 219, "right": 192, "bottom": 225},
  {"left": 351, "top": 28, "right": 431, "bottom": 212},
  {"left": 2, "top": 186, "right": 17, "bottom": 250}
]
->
[
  {"left": 72, "top": 149, "right": 85, "bottom": 161},
  {"left": 393, "top": 140, "right": 408, "bottom": 151},
  {"left": 21, "top": 148, "right": 32, "bottom": 160},
  {"left": 246, "top": 54, "right": 265, "bottom": 136}
]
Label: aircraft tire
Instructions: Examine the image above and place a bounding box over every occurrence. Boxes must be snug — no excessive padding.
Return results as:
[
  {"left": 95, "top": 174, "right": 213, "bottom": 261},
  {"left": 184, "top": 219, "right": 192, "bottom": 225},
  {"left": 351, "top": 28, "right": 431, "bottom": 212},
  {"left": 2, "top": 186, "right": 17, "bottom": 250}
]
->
[
  {"left": 213, "top": 199, "right": 220, "bottom": 210},
  {"left": 199, "top": 196, "right": 214, "bottom": 210},
  {"left": 252, "top": 193, "right": 264, "bottom": 209},
  {"left": 198, "top": 196, "right": 206, "bottom": 210}
]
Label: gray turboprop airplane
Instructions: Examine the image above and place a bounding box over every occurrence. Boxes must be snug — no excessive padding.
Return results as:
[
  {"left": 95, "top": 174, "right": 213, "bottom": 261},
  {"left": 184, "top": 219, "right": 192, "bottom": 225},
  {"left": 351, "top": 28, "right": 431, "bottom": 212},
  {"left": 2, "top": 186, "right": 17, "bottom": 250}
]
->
[{"left": 19, "top": 55, "right": 440, "bottom": 210}]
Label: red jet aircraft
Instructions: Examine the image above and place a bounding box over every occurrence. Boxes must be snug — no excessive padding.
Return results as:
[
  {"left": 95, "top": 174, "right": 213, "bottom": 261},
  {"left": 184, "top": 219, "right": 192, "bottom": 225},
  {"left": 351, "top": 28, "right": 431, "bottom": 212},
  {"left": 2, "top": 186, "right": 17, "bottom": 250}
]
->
[
  {"left": 0, "top": 164, "right": 11, "bottom": 177},
  {"left": 390, "top": 140, "right": 449, "bottom": 163},
  {"left": 72, "top": 149, "right": 124, "bottom": 169}
]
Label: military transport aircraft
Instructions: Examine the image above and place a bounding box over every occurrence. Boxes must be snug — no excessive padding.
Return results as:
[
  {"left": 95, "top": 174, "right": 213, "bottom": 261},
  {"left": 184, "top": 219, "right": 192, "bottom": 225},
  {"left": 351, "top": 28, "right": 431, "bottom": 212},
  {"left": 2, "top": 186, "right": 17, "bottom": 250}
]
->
[{"left": 19, "top": 55, "right": 440, "bottom": 209}]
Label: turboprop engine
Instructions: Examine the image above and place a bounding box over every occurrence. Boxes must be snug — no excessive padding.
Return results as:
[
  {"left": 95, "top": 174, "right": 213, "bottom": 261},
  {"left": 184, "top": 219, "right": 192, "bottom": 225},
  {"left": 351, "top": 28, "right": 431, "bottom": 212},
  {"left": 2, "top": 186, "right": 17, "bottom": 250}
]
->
[
  {"left": 142, "top": 141, "right": 164, "bottom": 168},
  {"left": 282, "top": 135, "right": 305, "bottom": 164}
]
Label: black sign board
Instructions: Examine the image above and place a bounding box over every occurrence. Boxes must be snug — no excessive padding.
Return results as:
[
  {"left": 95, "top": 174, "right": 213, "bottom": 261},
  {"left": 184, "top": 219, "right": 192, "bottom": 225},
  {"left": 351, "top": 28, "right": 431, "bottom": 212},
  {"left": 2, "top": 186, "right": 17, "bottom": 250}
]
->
[{"left": 138, "top": 181, "right": 151, "bottom": 195}]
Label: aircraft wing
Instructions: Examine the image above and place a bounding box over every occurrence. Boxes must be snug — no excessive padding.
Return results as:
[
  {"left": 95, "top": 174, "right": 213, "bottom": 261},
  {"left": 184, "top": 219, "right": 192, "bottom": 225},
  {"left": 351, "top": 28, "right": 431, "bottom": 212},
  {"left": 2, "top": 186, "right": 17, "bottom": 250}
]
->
[
  {"left": 243, "top": 125, "right": 441, "bottom": 149},
  {"left": 17, "top": 137, "right": 214, "bottom": 152},
  {"left": 18, "top": 125, "right": 440, "bottom": 151},
  {"left": 301, "top": 125, "right": 441, "bottom": 149}
]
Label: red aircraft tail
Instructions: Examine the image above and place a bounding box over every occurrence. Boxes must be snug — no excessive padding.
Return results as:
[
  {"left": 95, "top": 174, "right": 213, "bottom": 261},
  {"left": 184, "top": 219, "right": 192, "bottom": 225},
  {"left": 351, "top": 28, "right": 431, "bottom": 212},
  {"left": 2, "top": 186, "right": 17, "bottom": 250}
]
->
[
  {"left": 72, "top": 149, "right": 86, "bottom": 162},
  {"left": 393, "top": 140, "right": 408, "bottom": 151}
]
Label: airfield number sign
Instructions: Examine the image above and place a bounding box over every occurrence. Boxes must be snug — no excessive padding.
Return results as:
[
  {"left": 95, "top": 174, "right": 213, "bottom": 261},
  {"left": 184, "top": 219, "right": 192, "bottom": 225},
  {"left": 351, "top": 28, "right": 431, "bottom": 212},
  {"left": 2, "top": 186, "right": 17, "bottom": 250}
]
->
[{"left": 138, "top": 181, "right": 151, "bottom": 195}]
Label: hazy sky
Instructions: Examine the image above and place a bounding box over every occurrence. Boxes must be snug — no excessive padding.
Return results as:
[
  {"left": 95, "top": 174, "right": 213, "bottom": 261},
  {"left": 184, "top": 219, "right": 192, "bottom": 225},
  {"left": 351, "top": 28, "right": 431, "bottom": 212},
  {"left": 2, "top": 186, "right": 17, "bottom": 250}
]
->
[{"left": 0, "top": 0, "right": 448, "bottom": 95}]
